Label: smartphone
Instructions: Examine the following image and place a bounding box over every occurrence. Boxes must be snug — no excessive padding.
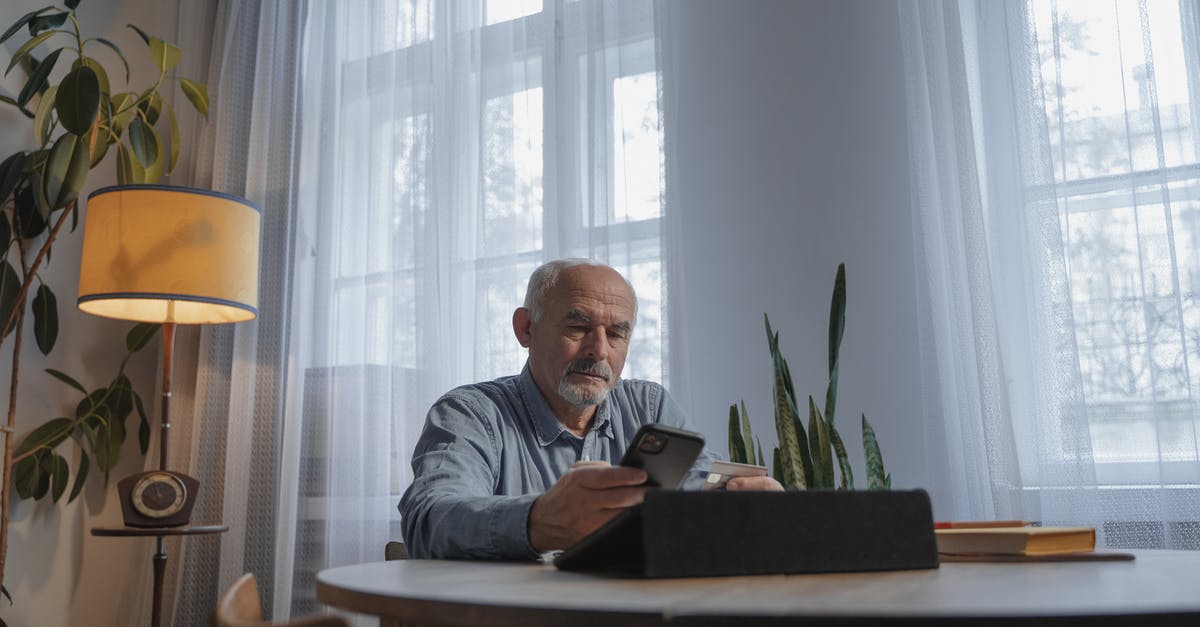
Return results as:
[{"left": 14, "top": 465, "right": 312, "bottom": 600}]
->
[{"left": 619, "top": 424, "right": 705, "bottom": 489}]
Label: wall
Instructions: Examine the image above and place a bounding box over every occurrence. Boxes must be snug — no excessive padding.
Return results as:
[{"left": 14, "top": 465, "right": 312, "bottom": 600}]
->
[
  {"left": 667, "top": 1, "right": 935, "bottom": 502},
  {"left": 0, "top": 1, "right": 182, "bottom": 626}
]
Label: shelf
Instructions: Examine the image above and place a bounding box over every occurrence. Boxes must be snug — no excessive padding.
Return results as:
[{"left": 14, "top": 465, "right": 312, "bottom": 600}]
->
[{"left": 91, "top": 524, "right": 228, "bottom": 537}]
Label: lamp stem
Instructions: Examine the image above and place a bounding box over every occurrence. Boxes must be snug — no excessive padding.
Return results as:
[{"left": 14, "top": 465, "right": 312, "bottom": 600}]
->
[{"left": 160, "top": 321, "right": 176, "bottom": 472}]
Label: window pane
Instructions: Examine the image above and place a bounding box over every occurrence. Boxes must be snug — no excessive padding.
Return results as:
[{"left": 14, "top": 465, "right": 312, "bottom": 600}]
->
[
  {"left": 483, "top": 88, "right": 544, "bottom": 256},
  {"left": 486, "top": 0, "right": 542, "bottom": 25},
  {"left": 613, "top": 71, "right": 664, "bottom": 222}
]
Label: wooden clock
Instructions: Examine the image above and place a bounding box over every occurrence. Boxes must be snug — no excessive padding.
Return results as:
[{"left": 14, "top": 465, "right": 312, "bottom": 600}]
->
[{"left": 117, "top": 470, "right": 200, "bottom": 528}]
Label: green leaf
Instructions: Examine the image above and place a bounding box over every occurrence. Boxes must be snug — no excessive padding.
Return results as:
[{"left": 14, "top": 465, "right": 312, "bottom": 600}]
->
[
  {"left": 126, "top": 322, "right": 159, "bottom": 352},
  {"left": 27, "top": 11, "right": 68, "bottom": 37},
  {"left": 33, "top": 452, "right": 52, "bottom": 500},
  {"left": 66, "top": 0, "right": 82, "bottom": 9},
  {"left": 0, "top": 261, "right": 21, "bottom": 338},
  {"left": 0, "top": 213, "right": 10, "bottom": 252},
  {"left": 0, "top": 152, "right": 25, "bottom": 206},
  {"left": 148, "top": 37, "right": 180, "bottom": 73},
  {"left": 727, "top": 403, "right": 746, "bottom": 463},
  {"left": 755, "top": 438, "right": 766, "bottom": 468},
  {"left": 0, "top": 6, "right": 56, "bottom": 45},
  {"left": 107, "top": 374, "right": 135, "bottom": 420},
  {"left": 14, "top": 417, "right": 74, "bottom": 456},
  {"left": 138, "top": 90, "right": 162, "bottom": 125},
  {"left": 76, "top": 56, "right": 110, "bottom": 96},
  {"left": 1, "top": 582, "right": 10, "bottom": 604},
  {"left": 46, "top": 368, "right": 88, "bottom": 395},
  {"left": 766, "top": 314, "right": 809, "bottom": 489},
  {"left": 178, "top": 78, "right": 208, "bottom": 118},
  {"left": 825, "top": 263, "right": 846, "bottom": 426},
  {"left": 42, "top": 131, "right": 89, "bottom": 209},
  {"left": 14, "top": 455, "right": 38, "bottom": 499},
  {"left": 127, "top": 116, "right": 158, "bottom": 167},
  {"left": 33, "top": 83, "right": 58, "bottom": 146},
  {"left": 829, "top": 424, "right": 853, "bottom": 490},
  {"left": 32, "top": 283, "right": 57, "bottom": 355},
  {"left": 17, "top": 48, "right": 62, "bottom": 107},
  {"left": 15, "top": 180, "right": 47, "bottom": 237},
  {"left": 110, "top": 92, "right": 137, "bottom": 134},
  {"left": 5, "top": 30, "right": 57, "bottom": 76},
  {"left": 739, "top": 400, "right": 755, "bottom": 464},
  {"left": 126, "top": 23, "right": 150, "bottom": 44},
  {"left": 136, "top": 395, "right": 150, "bottom": 455},
  {"left": 89, "top": 37, "right": 130, "bottom": 82},
  {"left": 808, "top": 396, "right": 834, "bottom": 489},
  {"left": 863, "top": 414, "right": 888, "bottom": 490},
  {"left": 68, "top": 450, "right": 89, "bottom": 502},
  {"left": 167, "top": 105, "right": 179, "bottom": 173},
  {"left": 771, "top": 446, "right": 783, "bottom": 487},
  {"left": 50, "top": 453, "right": 69, "bottom": 502}
]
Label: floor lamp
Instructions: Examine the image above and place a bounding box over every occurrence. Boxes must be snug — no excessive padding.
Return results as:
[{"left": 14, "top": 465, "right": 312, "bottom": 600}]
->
[{"left": 78, "top": 184, "right": 261, "bottom": 627}]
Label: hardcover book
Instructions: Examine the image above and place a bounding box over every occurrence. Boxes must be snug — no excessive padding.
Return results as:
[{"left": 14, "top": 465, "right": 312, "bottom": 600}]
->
[{"left": 935, "top": 526, "right": 1096, "bottom": 556}]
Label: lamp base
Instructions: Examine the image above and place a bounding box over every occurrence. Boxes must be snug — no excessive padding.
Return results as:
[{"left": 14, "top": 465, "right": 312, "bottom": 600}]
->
[{"left": 117, "top": 470, "right": 200, "bottom": 528}]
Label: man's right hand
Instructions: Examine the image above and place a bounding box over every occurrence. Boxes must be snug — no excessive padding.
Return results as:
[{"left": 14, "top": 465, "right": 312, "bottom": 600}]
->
[{"left": 527, "top": 461, "right": 648, "bottom": 553}]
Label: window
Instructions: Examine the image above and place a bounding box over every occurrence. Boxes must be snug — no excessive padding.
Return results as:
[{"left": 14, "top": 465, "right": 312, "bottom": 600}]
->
[{"left": 1012, "top": 0, "right": 1200, "bottom": 483}]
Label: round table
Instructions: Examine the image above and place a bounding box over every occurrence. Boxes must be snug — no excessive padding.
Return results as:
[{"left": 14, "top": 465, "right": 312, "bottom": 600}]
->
[{"left": 316, "top": 550, "right": 1200, "bottom": 626}]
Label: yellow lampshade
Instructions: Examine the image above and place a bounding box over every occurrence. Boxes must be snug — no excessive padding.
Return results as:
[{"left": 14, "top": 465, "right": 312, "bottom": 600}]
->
[{"left": 77, "top": 185, "right": 261, "bottom": 324}]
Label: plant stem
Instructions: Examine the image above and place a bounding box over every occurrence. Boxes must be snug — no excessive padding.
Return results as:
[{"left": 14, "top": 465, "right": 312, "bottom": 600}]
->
[
  {"left": 0, "top": 209, "right": 32, "bottom": 597},
  {"left": 0, "top": 202, "right": 75, "bottom": 342}
]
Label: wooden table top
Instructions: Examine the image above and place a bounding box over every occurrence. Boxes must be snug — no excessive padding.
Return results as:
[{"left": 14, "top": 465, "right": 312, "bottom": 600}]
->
[{"left": 316, "top": 550, "right": 1200, "bottom": 626}]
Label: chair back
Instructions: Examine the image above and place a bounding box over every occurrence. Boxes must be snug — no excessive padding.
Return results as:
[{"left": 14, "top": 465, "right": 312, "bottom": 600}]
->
[
  {"left": 385, "top": 540, "right": 409, "bottom": 560},
  {"left": 216, "top": 573, "right": 349, "bottom": 627}
]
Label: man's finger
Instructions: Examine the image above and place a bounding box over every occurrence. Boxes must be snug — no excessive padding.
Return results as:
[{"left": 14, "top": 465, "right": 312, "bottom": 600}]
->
[
  {"left": 726, "top": 476, "right": 785, "bottom": 491},
  {"left": 571, "top": 465, "right": 647, "bottom": 488},
  {"left": 570, "top": 460, "right": 610, "bottom": 470}
]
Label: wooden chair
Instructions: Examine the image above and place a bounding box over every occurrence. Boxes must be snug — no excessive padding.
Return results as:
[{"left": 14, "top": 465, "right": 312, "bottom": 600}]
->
[
  {"left": 215, "top": 573, "right": 349, "bottom": 627},
  {"left": 384, "top": 540, "right": 409, "bottom": 560}
]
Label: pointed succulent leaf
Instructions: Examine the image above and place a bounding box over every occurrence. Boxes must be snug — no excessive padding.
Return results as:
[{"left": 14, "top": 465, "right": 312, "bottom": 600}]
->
[
  {"left": 148, "top": 37, "right": 180, "bottom": 73},
  {"left": 0, "top": 6, "right": 56, "bottom": 45},
  {"left": 0, "top": 261, "right": 21, "bottom": 339},
  {"left": 739, "top": 400, "right": 755, "bottom": 464},
  {"left": 17, "top": 48, "right": 62, "bottom": 107},
  {"left": 728, "top": 403, "right": 746, "bottom": 464},
  {"left": 829, "top": 263, "right": 846, "bottom": 374},
  {"left": 33, "top": 83, "right": 57, "bottom": 146},
  {"left": 178, "top": 77, "right": 209, "bottom": 118},
  {"left": 829, "top": 425, "right": 853, "bottom": 489},
  {"left": 126, "top": 322, "right": 160, "bottom": 351},
  {"left": 89, "top": 37, "right": 130, "bottom": 82},
  {"left": 68, "top": 450, "right": 90, "bottom": 502},
  {"left": 27, "top": 11, "right": 69, "bottom": 36},
  {"left": 863, "top": 413, "right": 888, "bottom": 490},
  {"left": 756, "top": 437, "right": 766, "bottom": 468},
  {"left": 32, "top": 283, "right": 58, "bottom": 355},
  {"left": 771, "top": 446, "right": 783, "bottom": 487},
  {"left": 767, "top": 321, "right": 807, "bottom": 489},
  {"left": 6, "top": 30, "right": 56, "bottom": 76},
  {"left": 126, "top": 23, "right": 151, "bottom": 44},
  {"left": 809, "top": 396, "right": 834, "bottom": 489}
]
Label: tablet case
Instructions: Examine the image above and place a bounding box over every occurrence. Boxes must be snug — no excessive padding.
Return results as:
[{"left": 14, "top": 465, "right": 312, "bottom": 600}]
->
[{"left": 554, "top": 489, "right": 939, "bottom": 577}]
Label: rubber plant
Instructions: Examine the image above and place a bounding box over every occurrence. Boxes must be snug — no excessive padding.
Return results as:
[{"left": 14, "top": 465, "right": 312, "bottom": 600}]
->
[
  {"left": 728, "top": 263, "right": 891, "bottom": 490},
  {"left": 0, "top": 2, "right": 208, "bottom": 622}
]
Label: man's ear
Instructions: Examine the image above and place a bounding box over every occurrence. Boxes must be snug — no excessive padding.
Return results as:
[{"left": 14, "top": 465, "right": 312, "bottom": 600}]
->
[{"left": 513, "top": 307, "right": 534, "bottom": 347}]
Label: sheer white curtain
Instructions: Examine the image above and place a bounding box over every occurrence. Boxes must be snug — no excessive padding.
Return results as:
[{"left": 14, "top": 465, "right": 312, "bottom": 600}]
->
[
  {"left": 901, "top": 0, "right": 1200, "bottom": 550},
  {"left": 166, "top": 0, "right": 672, "bottom": 623}
]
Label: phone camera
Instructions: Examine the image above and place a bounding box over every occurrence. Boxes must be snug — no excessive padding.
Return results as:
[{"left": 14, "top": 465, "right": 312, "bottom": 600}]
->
[{"left": 637, "top": 433, "right": 668, "bottom": 453}]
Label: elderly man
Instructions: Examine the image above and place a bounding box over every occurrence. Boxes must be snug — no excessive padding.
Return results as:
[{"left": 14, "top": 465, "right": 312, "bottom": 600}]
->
[{"left": 400, "top": 259, "right": 780, "bottom": 559}]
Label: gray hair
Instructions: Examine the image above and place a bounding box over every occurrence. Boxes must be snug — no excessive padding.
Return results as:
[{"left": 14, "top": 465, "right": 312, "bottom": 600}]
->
[{"left": 523, "top": 259, "right": 638, "bottom": 323}]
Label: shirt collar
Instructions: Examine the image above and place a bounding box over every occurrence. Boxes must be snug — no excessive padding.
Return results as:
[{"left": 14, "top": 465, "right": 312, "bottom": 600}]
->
[{"left": 518, "top": 362, "right": 612, "bottom": 447}]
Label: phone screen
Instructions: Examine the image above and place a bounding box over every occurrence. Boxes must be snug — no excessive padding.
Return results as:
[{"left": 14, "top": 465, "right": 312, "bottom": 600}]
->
[{"left": 619, "top": 424, "right": 705, "bottom": 488}]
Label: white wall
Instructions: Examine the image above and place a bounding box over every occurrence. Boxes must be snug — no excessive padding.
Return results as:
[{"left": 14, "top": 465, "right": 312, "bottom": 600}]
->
[
  {"left": 667, "top": 1, "right": 934, "bottom": 499},
  {"left": 0, "top": 2, "right": 182, "bottom": 626}
]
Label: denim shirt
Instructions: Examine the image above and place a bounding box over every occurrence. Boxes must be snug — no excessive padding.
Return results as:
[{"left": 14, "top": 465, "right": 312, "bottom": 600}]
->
[{"left": 398, "top": 364, "right": 719, "bottom": 560}]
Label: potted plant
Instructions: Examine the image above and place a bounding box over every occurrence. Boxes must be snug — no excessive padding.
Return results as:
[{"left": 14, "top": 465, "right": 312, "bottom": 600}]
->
[{"left": 0, "top": 2, "right": 207, "bottom": 620}]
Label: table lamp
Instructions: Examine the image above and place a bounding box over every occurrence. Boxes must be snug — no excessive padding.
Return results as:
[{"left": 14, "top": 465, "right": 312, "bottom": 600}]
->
[{"left": 77, "top": 184, "right": 260, "bottom": 528}]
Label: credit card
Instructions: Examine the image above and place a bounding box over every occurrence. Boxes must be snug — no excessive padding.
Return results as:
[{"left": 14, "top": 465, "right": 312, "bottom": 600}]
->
[{"left": 702, "top": 460, "right": 769, "bottom": 490}]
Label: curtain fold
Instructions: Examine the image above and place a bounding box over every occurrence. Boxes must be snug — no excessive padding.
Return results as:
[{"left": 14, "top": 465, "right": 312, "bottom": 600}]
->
[{"left": 163, "top": 1, "right": 672, "bottom": 623}]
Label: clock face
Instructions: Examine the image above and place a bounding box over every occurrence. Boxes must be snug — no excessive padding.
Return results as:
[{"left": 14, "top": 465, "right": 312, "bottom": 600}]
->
[{"left": 131, "top": 472, "right": 188, "bottom": 519}]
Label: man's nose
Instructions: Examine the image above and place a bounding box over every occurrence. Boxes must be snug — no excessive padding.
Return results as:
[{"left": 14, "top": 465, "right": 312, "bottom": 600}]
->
[{"left": 585, "top": 327, "right": 610, "bottom": 360}]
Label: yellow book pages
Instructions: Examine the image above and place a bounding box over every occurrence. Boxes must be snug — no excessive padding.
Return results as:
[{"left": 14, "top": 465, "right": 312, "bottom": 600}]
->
[{"left": 935, "top": 526, "right": 1096, "bottom": 556}]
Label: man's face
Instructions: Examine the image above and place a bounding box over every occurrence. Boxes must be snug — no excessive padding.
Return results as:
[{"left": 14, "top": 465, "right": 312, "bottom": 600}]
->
[{"left": 518, "top": 266, "right": 635, "bottom": 413}]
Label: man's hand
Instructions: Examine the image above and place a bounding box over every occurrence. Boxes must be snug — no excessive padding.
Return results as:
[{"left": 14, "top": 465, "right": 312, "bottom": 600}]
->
[
  {"left": 726, "top": 475, "right": 784, "bottom": 491},
  {"left": 528, "top": 461, "right": 647, "bottom": 552}
]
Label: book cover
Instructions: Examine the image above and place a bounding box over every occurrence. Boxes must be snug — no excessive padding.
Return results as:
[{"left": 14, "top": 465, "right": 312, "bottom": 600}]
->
[{"left": 935, "top": 526, "right": 1096, "bottom": 556}]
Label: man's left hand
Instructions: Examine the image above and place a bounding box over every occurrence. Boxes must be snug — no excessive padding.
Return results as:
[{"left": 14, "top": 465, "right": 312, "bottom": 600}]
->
[{"left": 725, "top": 476, "right": 784, "bottom": 491}]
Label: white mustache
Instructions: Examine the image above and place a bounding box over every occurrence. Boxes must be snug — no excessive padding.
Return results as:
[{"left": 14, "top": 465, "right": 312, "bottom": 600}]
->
[{"left": 565, "top": 359, "right": 611, "bottom": 382}]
